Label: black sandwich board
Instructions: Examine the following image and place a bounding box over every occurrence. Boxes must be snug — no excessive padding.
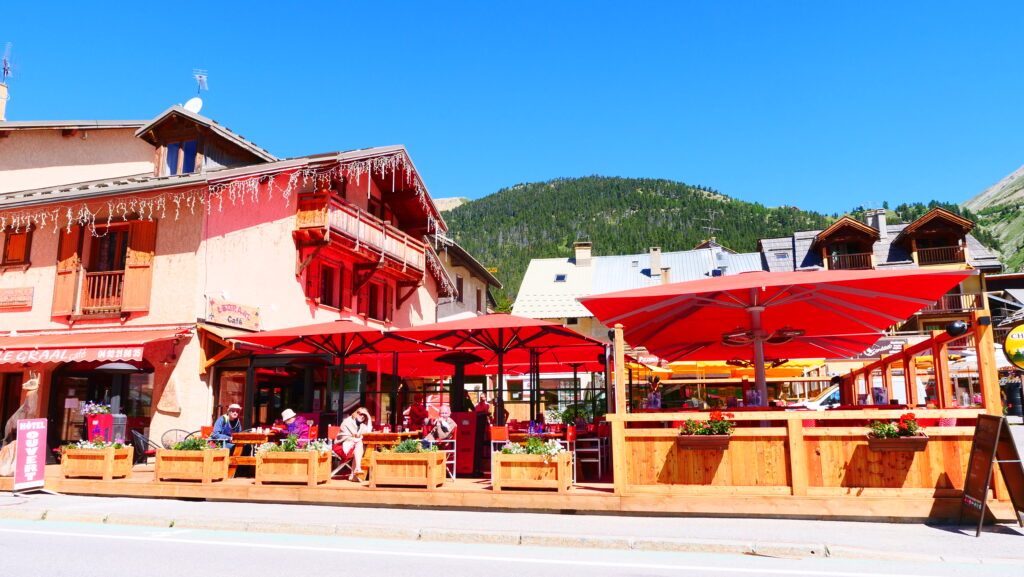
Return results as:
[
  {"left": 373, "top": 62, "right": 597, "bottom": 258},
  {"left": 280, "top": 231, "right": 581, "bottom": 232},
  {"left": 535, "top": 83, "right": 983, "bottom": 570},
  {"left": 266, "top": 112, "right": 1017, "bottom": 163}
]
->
[{"left": 957, "top": 414, "right": 1024, "bottom": 536}]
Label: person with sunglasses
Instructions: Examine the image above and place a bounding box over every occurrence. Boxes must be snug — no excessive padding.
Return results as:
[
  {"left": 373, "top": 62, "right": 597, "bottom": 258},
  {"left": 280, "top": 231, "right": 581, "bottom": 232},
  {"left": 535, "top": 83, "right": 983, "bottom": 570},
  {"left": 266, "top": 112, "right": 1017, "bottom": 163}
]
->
[{"left": 211, "top": 403, "right": 243, "bottom": 451}]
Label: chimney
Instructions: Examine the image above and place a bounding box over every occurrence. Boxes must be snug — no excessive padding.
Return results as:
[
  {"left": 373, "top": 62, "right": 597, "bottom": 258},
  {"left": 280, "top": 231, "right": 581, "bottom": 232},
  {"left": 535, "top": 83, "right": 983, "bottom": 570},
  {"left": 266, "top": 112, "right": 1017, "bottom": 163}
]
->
[
  {"left": 867, "top": 209, "right": 888, "bottom": 239},
  {"left": 573, "top": 242, "right": 592, "bottom": 267},
  {"left": 649, "top": 247, "right": 662, "bottom": 276},
  {"left": 0, "top": 83, "right": 8, "bottom": 121},
  {"left": 660, "top": 267, "right": 671, "bottom": 284}
]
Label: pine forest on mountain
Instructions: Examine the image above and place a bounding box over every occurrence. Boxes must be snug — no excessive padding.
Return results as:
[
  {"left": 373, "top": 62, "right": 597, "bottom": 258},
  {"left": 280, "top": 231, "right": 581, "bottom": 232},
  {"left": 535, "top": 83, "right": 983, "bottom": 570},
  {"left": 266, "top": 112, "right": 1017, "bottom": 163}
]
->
[{"left": 441, "top": 176, "right": 1004, "bottom": 310}]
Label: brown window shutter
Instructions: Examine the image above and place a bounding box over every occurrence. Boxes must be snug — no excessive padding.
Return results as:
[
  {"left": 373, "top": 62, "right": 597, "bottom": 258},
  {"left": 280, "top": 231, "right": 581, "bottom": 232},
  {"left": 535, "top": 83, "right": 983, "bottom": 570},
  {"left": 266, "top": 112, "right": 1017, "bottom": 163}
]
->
[
  {"left": 122, "top": 220, "right": 157, "bottom": 312},
  {"left": 305, "top": 259, "right": 322, "bottom": 302},
  {"left": 52, "top": 226, "right": 82, "bottom": 316}
]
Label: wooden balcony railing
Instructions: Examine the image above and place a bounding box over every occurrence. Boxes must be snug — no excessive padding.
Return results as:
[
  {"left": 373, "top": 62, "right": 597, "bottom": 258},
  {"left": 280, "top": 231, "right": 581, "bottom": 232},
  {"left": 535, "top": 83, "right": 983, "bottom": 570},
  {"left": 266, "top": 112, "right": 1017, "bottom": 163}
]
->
[
  {"left": 828, "top": 252, "right": 872, "bottom": 270},
  {"left": 917, "top": 245, "right": 965, "bottom": 265},
  {"left": 921, "top": 292, "right": 984, "bottom": 313},
  {"left": 80, "top": 270, "right": 124, "bottom": 314}
]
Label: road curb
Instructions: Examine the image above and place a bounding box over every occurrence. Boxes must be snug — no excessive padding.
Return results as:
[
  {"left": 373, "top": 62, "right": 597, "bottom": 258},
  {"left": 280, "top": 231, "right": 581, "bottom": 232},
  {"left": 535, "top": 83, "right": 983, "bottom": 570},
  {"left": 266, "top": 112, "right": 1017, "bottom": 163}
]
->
[{"left": 2, "top": 505, "right": 1023, "bottom": 566}]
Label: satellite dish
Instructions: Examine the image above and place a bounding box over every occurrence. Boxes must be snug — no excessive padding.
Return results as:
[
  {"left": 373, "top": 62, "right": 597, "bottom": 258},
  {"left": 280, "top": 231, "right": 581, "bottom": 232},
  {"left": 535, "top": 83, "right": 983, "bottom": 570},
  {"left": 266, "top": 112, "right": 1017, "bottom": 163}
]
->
[{"left": 183, "top": 97, "right": 203, "bottom": 113}]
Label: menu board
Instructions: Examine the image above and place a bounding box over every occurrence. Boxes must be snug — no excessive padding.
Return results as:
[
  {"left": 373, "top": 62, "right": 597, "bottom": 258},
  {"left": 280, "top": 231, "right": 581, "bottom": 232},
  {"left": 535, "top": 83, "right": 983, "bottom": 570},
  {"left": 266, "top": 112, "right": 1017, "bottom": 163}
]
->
[{"left": 959, "top": 415, "right": 1024, "bottom": 536}]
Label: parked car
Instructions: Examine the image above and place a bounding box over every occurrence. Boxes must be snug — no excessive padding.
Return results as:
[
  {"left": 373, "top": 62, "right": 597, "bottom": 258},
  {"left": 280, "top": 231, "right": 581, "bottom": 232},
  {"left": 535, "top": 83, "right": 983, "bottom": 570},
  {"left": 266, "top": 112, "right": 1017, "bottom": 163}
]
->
[{"left": 787, "top": 385, "right": 840, "bottom": 411}]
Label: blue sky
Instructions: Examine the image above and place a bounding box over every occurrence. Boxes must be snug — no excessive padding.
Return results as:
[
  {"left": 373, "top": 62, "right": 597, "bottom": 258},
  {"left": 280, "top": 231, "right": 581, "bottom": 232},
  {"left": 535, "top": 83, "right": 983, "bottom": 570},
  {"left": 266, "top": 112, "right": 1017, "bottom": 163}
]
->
[{"left": 4, "top": 1, "right": 1023, "bottom": 214}]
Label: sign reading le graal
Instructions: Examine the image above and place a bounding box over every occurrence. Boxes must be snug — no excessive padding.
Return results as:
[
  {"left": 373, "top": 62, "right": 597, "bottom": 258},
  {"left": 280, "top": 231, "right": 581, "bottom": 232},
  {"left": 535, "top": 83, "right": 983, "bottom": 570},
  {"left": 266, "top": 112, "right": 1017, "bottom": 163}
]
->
[
  {"left": 0, "top": 287, "right": 33, "bottom": 308},
  {"left": 206, "top": 297, "right": 261, "bottom": 331}
]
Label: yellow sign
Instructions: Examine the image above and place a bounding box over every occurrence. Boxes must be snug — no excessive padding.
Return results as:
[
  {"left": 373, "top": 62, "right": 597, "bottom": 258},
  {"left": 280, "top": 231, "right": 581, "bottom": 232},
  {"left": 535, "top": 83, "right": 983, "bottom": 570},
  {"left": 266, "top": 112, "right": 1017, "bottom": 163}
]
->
[
  {"left": 486, "top": 267, "right": 499, "bottom": 273},
  {"left": 1004, "top": 322, "right": 1024, "bottom": 370},
  {"left": 206, "top": 297, "right": 261, "bottom": 331}
]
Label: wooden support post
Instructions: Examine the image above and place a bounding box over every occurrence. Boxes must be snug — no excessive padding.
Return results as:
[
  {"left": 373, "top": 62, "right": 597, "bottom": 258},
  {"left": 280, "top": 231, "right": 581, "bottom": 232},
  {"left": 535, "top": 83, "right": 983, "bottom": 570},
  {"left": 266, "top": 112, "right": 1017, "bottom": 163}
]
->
[
  {"left": 902, "top": 345, "right": 919, "bottom": 407},
  {"left": 612, "top": 324, "right": 627, "bottom": 495},
  {"left": 973, "top": 310, "right": 1001, "bottom": 416},
  {"left": 786, "top": 419, "right": 808, "bottom": 496},
  {"left": 931, "top": 331, "right": 951, "bottom": 407},
  {"left": 882, "top": 365, "right": 893, "bottom": 403}
]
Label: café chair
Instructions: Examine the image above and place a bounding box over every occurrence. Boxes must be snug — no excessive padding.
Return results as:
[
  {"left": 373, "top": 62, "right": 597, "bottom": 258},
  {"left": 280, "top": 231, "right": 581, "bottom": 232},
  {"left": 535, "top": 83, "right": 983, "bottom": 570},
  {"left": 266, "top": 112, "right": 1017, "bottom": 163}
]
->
[
  {"left": 130, "top": 430, "right": 160, "bottom": 465},
  {"left": 434, "top": 437, "right": 457, "bottom": 480},
  {"left": 160, "top": 428, "right": 192, "bottom": 449},
  {"left": 327, "top": 425, "right": 357, "bottom": 480}
]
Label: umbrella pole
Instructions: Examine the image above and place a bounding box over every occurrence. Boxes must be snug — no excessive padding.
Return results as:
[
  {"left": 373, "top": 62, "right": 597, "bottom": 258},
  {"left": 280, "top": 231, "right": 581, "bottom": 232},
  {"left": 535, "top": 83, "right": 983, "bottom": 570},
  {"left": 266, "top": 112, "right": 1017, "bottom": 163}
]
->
[
  {"left": 391, "top": 352, "right": 400, "bottom": 428},
  {"left": 750, "top": 301, "right": 769, "bottom": 407},
  {"left": 497, "top": 350, "right": 506, "bottom": 426}
]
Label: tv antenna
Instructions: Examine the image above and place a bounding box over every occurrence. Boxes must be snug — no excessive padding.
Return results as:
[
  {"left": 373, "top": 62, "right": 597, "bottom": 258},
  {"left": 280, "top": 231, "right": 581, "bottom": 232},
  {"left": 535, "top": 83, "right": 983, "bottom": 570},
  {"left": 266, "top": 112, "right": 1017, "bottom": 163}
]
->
[
  {"left": 701, "top": 208, "right": 721, "bottom": 239},
  {"left": 2, "top": 43, "right": 12, "bottom": 84},
  {"left": 192, "top": 68, "right": 209, "bottom": 94}
]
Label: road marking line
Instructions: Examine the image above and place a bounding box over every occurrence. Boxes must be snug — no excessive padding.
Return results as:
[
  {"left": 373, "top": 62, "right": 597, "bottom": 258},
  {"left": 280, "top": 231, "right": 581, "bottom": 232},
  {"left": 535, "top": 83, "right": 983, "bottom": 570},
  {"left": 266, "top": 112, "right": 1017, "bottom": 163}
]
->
[{"left": 0, "top": 526, "right": 940, "bottom": 577}]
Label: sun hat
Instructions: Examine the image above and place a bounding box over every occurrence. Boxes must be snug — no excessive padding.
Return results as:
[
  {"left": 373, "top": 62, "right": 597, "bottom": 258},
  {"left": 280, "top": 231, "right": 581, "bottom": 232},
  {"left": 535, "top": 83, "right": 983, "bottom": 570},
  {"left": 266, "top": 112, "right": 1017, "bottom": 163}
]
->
[
  {"left": 281, "top": 408, "right": 297, "bottom": 421},
  {"left": 227, "top": 403, "right": 242, "bottom": 411}
]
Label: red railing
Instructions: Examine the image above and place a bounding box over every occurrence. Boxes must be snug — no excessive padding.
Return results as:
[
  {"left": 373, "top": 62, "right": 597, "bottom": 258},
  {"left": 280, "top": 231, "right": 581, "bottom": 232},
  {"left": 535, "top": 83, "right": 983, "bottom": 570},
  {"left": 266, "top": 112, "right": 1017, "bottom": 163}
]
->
[
  {"left": 80, "top": 270, "right": 124, "bottom": 314},
  {"left": 294, "top": 195, "right": 426, "bottom": 272},
  {"left": 828, "top": 252, "right": 872, "bottom": 270},
  {"left": 921, "top": 292, "right": 984, "bottom": 313},
  {"left": 917, "top": 245, "right": 964, "bottom": 265}
]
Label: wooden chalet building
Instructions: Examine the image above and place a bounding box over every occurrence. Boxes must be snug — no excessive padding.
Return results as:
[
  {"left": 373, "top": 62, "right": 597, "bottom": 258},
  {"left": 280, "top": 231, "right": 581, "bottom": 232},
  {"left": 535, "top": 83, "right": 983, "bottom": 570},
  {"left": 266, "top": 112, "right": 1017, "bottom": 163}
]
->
[{"left": 0, "top": 105, "right": 456, "bottom": 453}]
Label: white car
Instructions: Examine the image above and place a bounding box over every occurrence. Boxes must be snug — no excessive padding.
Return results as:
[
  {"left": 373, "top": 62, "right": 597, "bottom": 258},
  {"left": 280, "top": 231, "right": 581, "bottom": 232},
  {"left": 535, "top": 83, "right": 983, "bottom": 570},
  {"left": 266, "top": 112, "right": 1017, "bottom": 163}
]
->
[{"left": 788, "top": 385, "right": 840, "bottom": 411}]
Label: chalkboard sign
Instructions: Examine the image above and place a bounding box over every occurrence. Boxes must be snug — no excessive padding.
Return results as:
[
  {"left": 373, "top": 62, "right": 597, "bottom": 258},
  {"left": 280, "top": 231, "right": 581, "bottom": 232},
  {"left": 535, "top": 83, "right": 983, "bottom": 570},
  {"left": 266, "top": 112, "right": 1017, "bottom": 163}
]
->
[{"left": 958, "top": 415, "right": 1024, "bottom": 536}]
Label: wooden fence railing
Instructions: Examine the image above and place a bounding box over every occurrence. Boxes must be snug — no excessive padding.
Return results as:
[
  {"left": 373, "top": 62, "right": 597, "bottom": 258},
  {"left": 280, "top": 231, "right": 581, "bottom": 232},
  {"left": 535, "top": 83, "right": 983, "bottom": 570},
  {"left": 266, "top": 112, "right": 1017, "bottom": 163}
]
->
[
  {"left": 80, "top": 270, "right": 124, "bottom": 314},
  {"left": 607, "top": 409, "right": 992, "bottom": 506},
  {"left": 918, "top": 245, "right": 965, "bottom": 265}
]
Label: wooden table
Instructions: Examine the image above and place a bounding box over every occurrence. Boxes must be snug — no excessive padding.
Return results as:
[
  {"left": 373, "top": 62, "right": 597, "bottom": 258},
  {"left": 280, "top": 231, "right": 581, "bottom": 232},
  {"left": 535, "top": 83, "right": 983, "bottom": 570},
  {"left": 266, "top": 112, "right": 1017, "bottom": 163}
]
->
[{"left": 227, "top": 431, "right": 281, "bottom": 477}]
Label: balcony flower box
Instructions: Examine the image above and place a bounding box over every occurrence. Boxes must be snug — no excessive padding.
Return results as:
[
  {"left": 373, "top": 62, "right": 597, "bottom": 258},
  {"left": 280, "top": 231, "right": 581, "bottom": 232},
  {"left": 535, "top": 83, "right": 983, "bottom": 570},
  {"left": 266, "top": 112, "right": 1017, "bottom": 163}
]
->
[
  {"left": 676, "top": 434, "right": 731, "bottom": 451},
  {"left": 61, "top": 444, "right": 134, "bottom": 480},
  {"left": 866, "top": 434, "right": 929, "bottom": 453},
  {"left": 492, "top": 451, "right": 573, "bottom": 493},
  {"left": 154, "top": 448, "right": 229, "bottom": 483},
  {"left": 370, "top": 450, "right": 447, "bottom": 489}
]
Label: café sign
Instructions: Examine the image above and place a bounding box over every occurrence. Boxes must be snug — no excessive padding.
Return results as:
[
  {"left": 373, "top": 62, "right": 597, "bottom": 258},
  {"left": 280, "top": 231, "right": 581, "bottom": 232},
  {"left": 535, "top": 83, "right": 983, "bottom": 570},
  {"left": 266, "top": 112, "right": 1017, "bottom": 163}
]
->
[
  {"left": 0, "top": 287, "right": 33, "bottom": 309},
  {"left": 206, "top": 297, "right": 261, "bottom": 331},
  {"left": 1003, "top": 322, "right": 1024, "bottom": 371}
]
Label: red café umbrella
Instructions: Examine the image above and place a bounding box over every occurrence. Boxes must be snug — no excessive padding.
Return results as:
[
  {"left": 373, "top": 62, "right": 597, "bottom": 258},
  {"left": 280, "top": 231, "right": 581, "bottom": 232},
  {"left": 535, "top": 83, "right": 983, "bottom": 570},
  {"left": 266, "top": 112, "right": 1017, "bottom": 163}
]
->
[
  {"left": 393, "top": 314, "right": 605, "bottom": 424},
  {"left": 230, "top": 320, "right": 443, "bottom": 426},
  {"left": 578, "top": 269, "right": 976, "bottom": 406}
]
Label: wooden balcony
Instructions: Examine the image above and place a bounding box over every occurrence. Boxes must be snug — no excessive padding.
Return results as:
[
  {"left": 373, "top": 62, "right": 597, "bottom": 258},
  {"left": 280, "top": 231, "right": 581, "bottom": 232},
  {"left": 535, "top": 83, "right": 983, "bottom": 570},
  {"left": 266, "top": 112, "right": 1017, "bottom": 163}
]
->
[
  {"left": 920, "top": 292, "right": 984, "bottom": 314},
  {"left": 294, "top": 193, "right": 425, "bottom": 273},
  {"left": 827, "top": 252, "right": 872, "bottom": 270},
  {"left": 81, "top": 270, "right": 124, "bottom": 314},
  {"left": 917, "top": 245, "right": 965, "bottom": 266}
]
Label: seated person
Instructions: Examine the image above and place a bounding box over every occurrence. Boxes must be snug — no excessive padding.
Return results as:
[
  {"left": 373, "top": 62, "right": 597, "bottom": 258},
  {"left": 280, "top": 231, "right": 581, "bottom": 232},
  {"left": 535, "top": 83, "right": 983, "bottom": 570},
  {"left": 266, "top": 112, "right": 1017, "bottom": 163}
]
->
[
  {"left": 404, "top": 395, "right": 428, "bottom": 428},
  {"left": 336, "top": 407, "right": 372, "bottom": 481},
  {"left": 281, "top": 408, "right": 309, "bottom": 439},
  {"left": 210, "top": 403, "right": 243, "bottom": 451},
  {"left": 421, "top": 406, "right": 457, "bottom": 448}
]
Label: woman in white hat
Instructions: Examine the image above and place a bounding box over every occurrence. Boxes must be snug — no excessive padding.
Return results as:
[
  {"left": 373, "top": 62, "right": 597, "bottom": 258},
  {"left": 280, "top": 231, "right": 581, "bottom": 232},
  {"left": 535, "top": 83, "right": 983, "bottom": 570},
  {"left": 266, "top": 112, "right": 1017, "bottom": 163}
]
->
[
  {"left": 281, "top": 408, "right": 309, "bottom": 439},
  {"left": 336, "top": 407, "right": 372, "bottom": 481}
]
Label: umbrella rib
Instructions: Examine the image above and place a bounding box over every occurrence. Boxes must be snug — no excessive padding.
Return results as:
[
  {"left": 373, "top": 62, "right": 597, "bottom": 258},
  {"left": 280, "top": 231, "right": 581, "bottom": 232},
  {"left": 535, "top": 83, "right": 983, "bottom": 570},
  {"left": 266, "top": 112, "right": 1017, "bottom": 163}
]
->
[
  {"left": 604, "top": 293, "right": 699, "bottom": 325},
  {"left": 813, "top": 284, "right": 940, "bottom": 305},
  {"left": 800, "top": 335, "right": 876, "bottom": 358}
]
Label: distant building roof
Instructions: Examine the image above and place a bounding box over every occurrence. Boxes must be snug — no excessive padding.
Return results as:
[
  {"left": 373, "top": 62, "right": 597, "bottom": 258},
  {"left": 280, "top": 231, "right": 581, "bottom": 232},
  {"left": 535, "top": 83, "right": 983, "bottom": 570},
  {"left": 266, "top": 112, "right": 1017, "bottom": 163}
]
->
[
  {"left": 431, "top": 234, "right": 502, "bottom": 289},
  {"left": 513, "top": 246, "right": 763, "bottom": 319},
  {"left": 0, "top": 120, "right": 147, "bottom": 131}
]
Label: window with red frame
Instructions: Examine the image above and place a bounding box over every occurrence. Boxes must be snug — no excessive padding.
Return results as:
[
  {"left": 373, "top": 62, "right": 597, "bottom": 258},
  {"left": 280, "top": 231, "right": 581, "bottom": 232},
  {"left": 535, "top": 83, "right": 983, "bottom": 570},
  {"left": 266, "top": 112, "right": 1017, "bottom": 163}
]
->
[{"left": 1, "top": 227, "right": 32, "bottom": 267}]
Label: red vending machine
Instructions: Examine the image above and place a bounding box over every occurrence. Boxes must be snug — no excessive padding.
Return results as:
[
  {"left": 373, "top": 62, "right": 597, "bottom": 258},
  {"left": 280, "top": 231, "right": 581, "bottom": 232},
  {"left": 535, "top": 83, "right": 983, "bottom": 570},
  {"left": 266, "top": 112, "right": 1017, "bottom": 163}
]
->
[
  {"left": 86, "top": 414, "right": 114, "bottom": 442},
  {"left": 452, "top": 411, "right": 483, "bottom": 475}
]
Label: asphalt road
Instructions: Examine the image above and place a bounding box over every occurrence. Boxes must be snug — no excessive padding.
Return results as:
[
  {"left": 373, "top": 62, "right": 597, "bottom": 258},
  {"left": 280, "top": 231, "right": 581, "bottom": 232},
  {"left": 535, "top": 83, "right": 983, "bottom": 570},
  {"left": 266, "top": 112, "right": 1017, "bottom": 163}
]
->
[{"left": 0, "top": 518, "right": 1013, "bottom": 577}]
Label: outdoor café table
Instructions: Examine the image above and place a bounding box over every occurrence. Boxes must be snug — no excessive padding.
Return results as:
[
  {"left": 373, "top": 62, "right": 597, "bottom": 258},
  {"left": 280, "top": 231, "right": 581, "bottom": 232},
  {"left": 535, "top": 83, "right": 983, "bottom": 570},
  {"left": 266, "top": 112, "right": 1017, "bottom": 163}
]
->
[{"left": 227, "top": 431, "right": 281, "bottom": 477}]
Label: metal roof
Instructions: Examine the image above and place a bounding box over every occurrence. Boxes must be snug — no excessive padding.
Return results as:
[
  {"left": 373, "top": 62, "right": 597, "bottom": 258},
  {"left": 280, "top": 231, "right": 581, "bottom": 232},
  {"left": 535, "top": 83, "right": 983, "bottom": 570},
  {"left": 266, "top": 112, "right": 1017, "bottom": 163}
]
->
[{"left": 513, "top": 247, "right": 763, "bottom": 319}]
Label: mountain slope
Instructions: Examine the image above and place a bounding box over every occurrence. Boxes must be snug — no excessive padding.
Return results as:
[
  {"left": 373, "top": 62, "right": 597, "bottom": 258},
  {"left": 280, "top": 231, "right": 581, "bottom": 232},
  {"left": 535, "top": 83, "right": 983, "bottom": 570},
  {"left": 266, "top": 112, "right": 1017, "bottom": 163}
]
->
[
  {"left": 441, "top": 176, "right": 833, "bottom": 308},
  {"left": 963, "top": 166, "right": 1024, "bottom": 272}
]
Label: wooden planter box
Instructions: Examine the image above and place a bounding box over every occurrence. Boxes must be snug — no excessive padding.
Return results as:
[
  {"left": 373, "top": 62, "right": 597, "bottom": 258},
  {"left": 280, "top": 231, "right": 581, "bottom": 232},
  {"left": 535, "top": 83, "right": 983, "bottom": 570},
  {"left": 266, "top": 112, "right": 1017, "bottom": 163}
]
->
[
  {"left": 154, "top": 448, "right": 229, "bottom": 483},
  {"left": 492, "top": 451, "right": 572, "bottom": 493},
  {"left": 255, "top": 450, "right": 331, "bottom": 486},
  {"left": 61, "top": 447, "right": 134, "bottom": 480},
  {"left": 866, "top": 434, "right": 929, "bottom": 453},
  {"left": 677, "top": 434, "right": 731, "bottom": 450},
  {"left": 370, "top": 450, "right": 447, "bottom": 489}
]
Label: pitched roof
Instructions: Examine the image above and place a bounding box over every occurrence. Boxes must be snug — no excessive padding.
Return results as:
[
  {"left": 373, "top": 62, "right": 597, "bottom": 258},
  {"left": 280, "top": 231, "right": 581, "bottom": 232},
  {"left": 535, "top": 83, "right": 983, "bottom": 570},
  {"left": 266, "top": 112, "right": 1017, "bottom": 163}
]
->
[
  {"left": 431, "top": 234, "right": 502, "bottom": 289},
  {"left": 513, "top": 246, "right": 763, "bottom": 318},
  {"left": 135, "top": 106, "right": 277, "bottom": 163}
]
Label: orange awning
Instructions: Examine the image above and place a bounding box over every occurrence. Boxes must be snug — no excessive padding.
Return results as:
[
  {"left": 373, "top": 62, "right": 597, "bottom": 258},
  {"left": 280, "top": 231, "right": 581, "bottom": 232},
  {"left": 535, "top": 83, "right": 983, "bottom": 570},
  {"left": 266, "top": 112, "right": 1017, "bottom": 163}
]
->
[{"left": 0, "top": 328, "right": 189, "bottom": 365}]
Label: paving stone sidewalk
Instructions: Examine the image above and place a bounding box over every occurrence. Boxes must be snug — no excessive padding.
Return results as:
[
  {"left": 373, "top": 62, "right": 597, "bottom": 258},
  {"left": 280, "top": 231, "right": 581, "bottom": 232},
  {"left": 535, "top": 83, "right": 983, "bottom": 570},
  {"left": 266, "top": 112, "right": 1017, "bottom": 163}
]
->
[{"left": 1, "top": 492, "right": 1022, "bottom": 566}]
